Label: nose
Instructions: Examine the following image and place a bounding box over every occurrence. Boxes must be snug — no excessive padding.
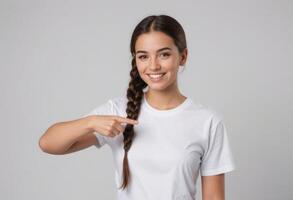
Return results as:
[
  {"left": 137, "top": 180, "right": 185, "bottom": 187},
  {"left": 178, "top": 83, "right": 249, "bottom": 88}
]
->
[{"left": 149, "top": 55, "right": 161, "bottom": 70}]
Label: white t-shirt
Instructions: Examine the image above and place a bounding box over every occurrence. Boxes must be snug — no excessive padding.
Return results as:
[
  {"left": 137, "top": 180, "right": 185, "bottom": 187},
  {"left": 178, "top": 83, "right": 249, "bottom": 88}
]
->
[{"left": 83, "top": 92, "right": 236, "bottom": 200}]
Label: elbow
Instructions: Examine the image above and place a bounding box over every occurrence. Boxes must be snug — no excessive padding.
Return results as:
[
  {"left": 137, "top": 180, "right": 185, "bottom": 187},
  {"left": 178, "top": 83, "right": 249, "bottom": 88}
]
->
[
  {"left": 38, "top": 124, "right": 63, "bottom": 155},
  {"left": 39, "top": 135, "right": 51, "bottom": 154},
  {"left": 38, "top": 137, "right": 64, "bottom": 155},
  {"left": 38, "top": 134, "right": 60, "bottom": 155}
]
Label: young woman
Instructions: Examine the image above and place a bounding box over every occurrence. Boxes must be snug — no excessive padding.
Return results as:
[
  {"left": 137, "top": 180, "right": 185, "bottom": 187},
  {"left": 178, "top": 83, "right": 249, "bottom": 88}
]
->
[{"left": 39, "top": 14, "right": 236, "bottom": 200}]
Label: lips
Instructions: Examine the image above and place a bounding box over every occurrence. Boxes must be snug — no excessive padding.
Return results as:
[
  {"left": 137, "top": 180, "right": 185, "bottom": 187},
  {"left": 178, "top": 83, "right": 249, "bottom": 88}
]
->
[{"left": 147, "top": 73, "right": 166, "bottom": 81}]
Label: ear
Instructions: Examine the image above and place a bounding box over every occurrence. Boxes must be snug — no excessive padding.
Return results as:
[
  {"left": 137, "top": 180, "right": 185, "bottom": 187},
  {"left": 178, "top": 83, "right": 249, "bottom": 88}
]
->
[{"left": 179, "top": 48, "right": 188, "bottom": 66}]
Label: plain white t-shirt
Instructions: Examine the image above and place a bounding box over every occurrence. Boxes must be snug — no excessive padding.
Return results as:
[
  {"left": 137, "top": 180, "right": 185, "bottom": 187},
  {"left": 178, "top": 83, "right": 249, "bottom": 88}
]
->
[{"left": 83, "top": 92, "right": 236, "bottom": 200}]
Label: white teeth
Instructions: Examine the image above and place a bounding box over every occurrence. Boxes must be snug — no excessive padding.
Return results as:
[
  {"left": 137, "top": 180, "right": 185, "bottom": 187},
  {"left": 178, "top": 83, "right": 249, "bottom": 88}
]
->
[{"left": 149, "top": 74, "right": 164, "bottom": 78}]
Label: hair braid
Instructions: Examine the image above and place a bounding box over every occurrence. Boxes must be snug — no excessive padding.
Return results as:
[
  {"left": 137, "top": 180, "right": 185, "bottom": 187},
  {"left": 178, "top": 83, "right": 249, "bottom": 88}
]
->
[{"left": 118, "top": 56, "right": 147, "bottom": 190}]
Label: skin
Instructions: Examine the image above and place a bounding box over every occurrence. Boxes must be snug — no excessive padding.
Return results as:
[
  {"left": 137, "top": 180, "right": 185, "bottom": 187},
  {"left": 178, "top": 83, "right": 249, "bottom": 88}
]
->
[
  {"left": 134, "top": 30, "right": 188, "bottom": 109},
  {"left": 135, "top": 31, "right": 225, "bottom": 200},
  {"left": 201, "top": 174, "right": 225, "bottom": 200}
]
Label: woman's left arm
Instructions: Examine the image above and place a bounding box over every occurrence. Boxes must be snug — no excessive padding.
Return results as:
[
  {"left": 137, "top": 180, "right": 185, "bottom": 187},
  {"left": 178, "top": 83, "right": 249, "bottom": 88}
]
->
[{"left": 201, "top": 173, "right": 225, "bottom": 200}]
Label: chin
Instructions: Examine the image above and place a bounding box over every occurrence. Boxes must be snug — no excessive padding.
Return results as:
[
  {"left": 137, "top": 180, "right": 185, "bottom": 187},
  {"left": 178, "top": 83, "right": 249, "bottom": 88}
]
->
[{"left": 147, "top": 83, "right": 170, "bottom": 91}]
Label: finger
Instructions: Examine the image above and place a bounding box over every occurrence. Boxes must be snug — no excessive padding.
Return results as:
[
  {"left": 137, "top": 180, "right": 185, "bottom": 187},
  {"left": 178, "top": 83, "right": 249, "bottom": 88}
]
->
[
  {"left": 109, "top": 132, "right": 116, "bottom": 137},
  {"left": 108, "top": 127, "right": 119, "bottom": 137},
  {"left": 115, "top": 116, "right": 139, "bottom": 125},
  {"left": 115, "top": 123, "right": 125, "bottom": 133},
  {"left": 112, "top": 122, "right": 124, "bottom": 135},
  {"left": 110, "top": 126, "right": 121, "bottom": 136}
]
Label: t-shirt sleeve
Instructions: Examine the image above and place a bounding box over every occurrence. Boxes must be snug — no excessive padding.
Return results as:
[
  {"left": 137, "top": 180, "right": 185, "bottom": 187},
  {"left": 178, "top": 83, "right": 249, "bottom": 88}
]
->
[
  {"left": 200, "top": 115, "right": 236, "bottom": 176},
  {"left": 82, "top": 100, "right": 113, "bottom": 149}
]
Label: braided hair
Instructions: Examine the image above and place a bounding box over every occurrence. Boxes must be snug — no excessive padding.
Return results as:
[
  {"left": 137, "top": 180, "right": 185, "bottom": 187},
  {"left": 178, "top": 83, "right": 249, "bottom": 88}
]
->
[{"left": 118, "top": 14, "right": 187, "bottom": 190}]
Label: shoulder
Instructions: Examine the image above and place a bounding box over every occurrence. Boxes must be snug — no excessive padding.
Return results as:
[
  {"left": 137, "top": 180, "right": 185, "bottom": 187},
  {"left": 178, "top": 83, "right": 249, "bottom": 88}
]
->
[
  {"left": 188, "top": 99, "right": 224, "bottom": 126},
  {"left": 109, "top": 96, "right": 127, "bottom": 108},
  {"left": 109, "top": 96, "right": 126, "bottom": 104},
  {"left": 107, "top": 96, "right": 127, "bottom": 116},
  {"left": 187, "top": 101, "right": 228, "bottom": 142}
]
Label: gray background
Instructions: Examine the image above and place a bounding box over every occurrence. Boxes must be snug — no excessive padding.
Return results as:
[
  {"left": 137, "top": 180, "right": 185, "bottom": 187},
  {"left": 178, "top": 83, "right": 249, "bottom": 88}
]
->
[{"left": 1, "top": 0, "right": 292, "bottom": 199}]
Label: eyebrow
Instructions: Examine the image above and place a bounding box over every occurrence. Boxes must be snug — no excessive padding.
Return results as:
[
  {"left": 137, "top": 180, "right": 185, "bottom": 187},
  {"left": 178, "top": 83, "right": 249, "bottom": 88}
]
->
[{"left": 135, "top": 47, "right": 172, "bottom": 54}]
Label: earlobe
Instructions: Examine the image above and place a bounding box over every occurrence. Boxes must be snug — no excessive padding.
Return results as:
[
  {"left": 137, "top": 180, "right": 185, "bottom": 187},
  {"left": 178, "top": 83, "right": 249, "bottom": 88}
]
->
[{"left": 180, "top": 57, "right": 186, "bottom": 66}]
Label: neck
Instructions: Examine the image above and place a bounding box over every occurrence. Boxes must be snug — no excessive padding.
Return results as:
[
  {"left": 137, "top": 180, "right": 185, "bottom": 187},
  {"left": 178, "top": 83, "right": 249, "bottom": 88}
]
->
[{"left": 144, "top": 84, "right": 186, "bottom": 110}]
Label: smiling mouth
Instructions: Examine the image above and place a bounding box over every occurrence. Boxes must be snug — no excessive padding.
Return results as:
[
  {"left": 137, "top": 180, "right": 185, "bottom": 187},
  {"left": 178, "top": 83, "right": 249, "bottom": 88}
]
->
[{"left": 147, "top": 73, "right": 166, "bottom": 81}]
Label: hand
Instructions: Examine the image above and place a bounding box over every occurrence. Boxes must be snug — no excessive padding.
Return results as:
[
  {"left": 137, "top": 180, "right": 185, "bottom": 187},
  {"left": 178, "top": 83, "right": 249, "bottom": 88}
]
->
[{"left": 90, "top": 115, "right": 139, "bottom": 137}]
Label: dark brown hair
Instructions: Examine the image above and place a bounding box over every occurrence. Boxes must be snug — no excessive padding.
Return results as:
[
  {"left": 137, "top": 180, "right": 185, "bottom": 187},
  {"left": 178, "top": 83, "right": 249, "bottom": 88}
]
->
[{"left": 118, "top": 14, "right": 187, "bottom": 190}]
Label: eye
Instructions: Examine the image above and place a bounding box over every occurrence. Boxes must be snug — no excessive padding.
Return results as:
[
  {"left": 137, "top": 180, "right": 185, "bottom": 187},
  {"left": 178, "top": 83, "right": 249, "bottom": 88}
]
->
[
  {"left": 160, "top": 52, "right": 170, "bottom": 58},
  {"left": 138, "top": 55, "right": 148, "bottom": 60}
]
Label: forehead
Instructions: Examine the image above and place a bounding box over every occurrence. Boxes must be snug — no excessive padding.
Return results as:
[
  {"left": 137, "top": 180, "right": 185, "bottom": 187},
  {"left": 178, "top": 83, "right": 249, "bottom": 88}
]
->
[{"left": 135, "top": 31, "right": 176, "bottom": 53}]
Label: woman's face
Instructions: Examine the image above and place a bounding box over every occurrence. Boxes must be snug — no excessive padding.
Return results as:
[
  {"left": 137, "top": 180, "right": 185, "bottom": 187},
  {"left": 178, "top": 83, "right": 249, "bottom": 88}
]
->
[{"left": 134, "top": 31, "right": 187, "bottom": 91}]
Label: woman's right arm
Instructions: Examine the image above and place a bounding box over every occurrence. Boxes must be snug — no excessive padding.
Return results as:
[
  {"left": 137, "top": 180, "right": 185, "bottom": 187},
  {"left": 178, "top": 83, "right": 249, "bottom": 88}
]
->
[
  {"left": 38, "top": 115, "right": 138, "bottom": 155},
  {"left": 38, "top": 116, "right": 97, "bottom": 155}
]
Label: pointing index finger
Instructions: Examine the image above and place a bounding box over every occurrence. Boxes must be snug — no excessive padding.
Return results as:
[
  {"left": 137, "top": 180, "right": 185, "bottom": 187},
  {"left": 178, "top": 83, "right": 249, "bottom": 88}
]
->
[{"left": 116, "top": 116, "right": 139, "bottom": 125}]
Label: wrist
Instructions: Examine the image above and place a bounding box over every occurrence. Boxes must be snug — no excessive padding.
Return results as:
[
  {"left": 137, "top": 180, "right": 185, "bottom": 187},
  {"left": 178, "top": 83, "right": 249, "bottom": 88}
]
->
[{"left": 84, "top": 115, "right": 96, "bottom": 132}]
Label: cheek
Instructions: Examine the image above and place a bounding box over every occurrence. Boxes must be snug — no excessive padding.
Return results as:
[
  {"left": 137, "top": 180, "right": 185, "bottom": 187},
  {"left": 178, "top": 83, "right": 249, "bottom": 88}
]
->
[
  {"left": 162, "top": 56, "right": 178, "bottom": 68},
  {"left": 136, "top": 65, "right": 148, "bottom": 80},
  {"left": 135, "top": 59, "right": 145, "bottom": 70},
  {"left": 136, "top": 64, "right": 145, "bottom": 74},
  {"left": 164, "top": 60, "right": 179, "bottom": 73}
]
